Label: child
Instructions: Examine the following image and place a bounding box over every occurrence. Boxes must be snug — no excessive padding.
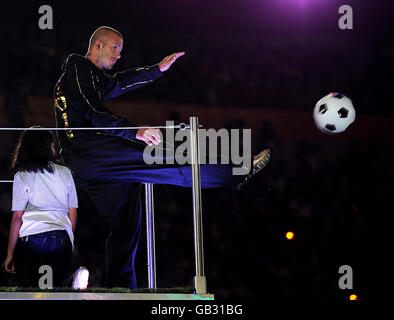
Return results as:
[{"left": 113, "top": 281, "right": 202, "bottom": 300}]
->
[{"left": 4, "top": 127, "right": 78, "bottom": 287}]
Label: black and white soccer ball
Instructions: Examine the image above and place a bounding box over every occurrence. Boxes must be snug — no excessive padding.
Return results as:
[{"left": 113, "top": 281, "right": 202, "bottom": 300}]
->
[{"left": 313, "top": 92, "right": 356, "bottom": 134}]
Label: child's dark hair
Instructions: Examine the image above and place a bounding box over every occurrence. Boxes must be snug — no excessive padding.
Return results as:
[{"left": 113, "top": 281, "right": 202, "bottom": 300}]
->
[{"left": 11, "top": 127, "right": 56, "bottom": 174}]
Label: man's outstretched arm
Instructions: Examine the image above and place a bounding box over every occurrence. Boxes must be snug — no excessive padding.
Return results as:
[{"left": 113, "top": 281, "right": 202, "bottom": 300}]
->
[{"left": 104, "top": 52, "right": 185, "bottom": 99}]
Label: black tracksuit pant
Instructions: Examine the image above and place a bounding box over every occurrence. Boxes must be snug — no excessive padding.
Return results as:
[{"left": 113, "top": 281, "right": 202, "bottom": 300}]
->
[{"left": 64, "top": 133, "right": 242, "bottom": 288}]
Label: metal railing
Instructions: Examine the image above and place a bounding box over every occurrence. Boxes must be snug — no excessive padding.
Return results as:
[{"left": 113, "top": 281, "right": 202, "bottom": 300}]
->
[
  {"left": 144, "top": 116, "right": 206, "bottom": 294},
  {"left": 1, "top": 116, "right": 207, "bottom": 294}
]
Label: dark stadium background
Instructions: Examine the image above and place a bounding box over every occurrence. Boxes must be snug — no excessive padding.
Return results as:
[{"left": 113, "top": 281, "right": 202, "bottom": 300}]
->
[{"left": 0, "top": 0, "right": 392, "bottom": 303}]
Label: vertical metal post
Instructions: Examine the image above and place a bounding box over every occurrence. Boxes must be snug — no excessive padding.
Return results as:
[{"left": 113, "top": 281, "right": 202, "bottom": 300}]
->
[
  {"left": 145, "top": 183, "right": 157, "bottom": 289},
  {"left": 190, "top": 116, "right": 207, "bottom": 294}
]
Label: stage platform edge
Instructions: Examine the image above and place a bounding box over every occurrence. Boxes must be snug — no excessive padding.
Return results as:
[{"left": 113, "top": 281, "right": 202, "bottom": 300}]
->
[{"left": 0, "top": 291, "right": 214, "bottom": 300}]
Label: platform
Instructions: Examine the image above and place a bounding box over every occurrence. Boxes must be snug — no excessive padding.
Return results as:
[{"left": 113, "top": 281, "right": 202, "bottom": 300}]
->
[
  {"left": 0, "top": 286, "right": 214, "bottom": 300},
  {"left": 0, "top": 292, "right": 214, "bottom": 300}
]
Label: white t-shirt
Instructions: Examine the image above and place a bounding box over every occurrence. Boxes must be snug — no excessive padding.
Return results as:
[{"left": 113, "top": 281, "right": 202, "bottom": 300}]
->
[{"left": 11, "top": 162, "right": 78, "bottom": 246}]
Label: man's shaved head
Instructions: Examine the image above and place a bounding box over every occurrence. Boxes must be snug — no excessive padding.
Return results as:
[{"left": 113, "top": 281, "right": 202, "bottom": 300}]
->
[
  {"left": 88, "top": 26, "right": 123, "bottom": 51},
  {"left": 86, "top": 26, "right": 124, "bottom": 70}
]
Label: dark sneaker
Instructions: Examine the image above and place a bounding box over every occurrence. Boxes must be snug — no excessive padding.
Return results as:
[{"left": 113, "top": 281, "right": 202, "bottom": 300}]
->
[{"left": 236, "top": 149, "right": 271, "bottom": 190}]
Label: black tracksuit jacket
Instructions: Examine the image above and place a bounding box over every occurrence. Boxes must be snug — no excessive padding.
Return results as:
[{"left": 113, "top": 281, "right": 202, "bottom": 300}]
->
[{"left": 54, "top": 53, "right": 163, "bottom": 154}]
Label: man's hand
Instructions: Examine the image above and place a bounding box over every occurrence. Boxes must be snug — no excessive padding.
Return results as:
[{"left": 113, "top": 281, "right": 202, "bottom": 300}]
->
[
  {"left": 136, "top": 127, "right": 162, "bottom": 146},
  {"left": 158, "top": 52, "right": 185, "bottom": 72}
]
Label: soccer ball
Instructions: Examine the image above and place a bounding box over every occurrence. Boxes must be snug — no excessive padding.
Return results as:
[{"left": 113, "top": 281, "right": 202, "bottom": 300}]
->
[{"left": 313, "top": 92, "right": 356, "bottom": 134}]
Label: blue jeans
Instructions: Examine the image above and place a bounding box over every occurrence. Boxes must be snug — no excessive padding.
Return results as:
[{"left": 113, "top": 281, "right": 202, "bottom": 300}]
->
[{"left": 17, "top": 230, "right": 72, "bottom": 288}]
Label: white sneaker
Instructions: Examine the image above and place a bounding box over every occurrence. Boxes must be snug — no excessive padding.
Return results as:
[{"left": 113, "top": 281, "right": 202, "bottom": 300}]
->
[{"left": 72, "top": 267, "right": 89, "bottom": 290}]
